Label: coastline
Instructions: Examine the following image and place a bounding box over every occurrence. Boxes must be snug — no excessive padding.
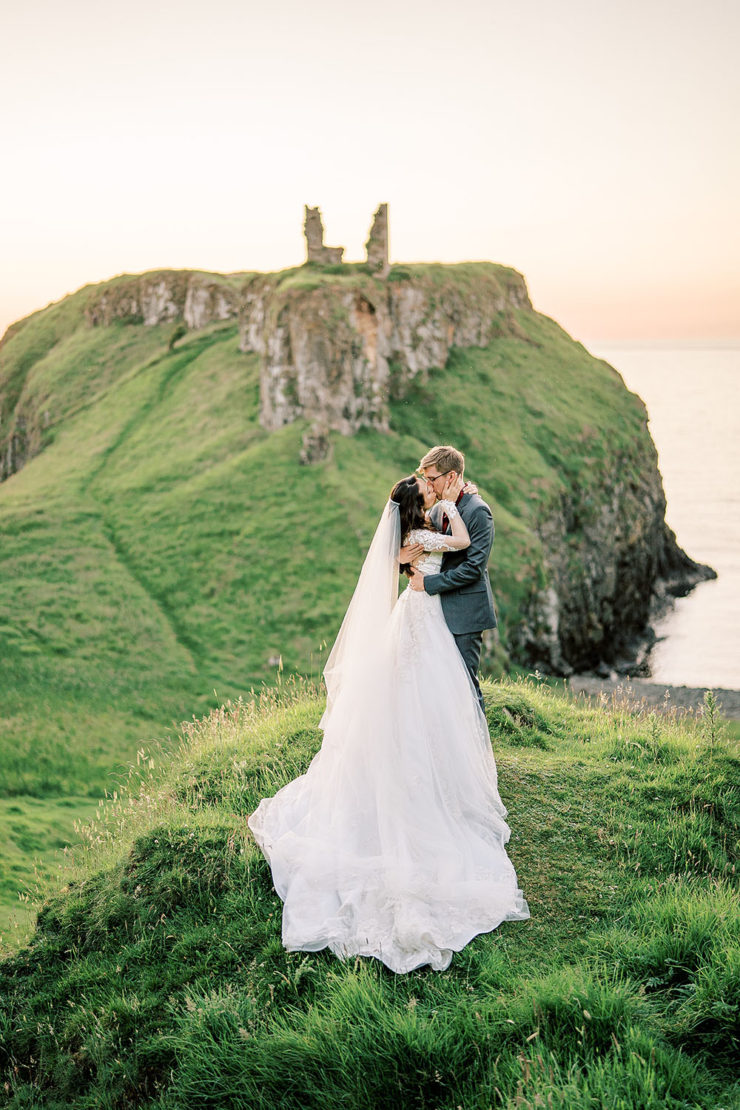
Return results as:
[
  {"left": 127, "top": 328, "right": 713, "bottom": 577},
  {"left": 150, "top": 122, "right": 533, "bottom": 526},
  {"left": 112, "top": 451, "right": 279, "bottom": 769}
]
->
[
  {"left": 566, "top": 675, "right": 740, "bottom": 720},
  {"left": 588, "top": 344, "right": 740, "bottom": 693}
]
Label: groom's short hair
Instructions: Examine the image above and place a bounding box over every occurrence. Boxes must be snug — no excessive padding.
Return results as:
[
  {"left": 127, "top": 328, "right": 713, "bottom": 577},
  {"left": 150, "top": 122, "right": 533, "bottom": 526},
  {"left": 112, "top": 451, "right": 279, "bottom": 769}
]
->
[{"left": 419, "top": 445, "right": 465, "bottom": 476}]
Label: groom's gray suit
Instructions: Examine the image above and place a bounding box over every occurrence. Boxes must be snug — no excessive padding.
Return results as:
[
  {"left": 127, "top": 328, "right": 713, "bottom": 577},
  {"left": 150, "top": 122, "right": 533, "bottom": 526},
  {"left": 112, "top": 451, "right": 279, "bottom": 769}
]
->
[{"left": 424, "top": 491, "right": 497, "bottom": 711}]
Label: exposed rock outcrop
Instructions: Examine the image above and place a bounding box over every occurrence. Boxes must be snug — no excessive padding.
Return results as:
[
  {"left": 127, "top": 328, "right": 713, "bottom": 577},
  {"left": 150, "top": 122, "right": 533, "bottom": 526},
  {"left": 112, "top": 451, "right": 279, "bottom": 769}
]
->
[
  {"left": 183, "top": 279, "right": 241, "bottom": 330},
  {"left": 2, "top": 412, "right": 28, "bottom": 484},
  {"left": 299, "top": 421, "right": 332, "bottom": 465},
  {"left": 78, "top": 262, "right": 533, "bottom": 443},
  {"left": 84, "top": 272, "right": 241, "bottom": 329},
  {"left": 248, "top": 282, "right": 391, "bottom": 437},
  {"left": 513, "top": 438, "right": 716, "bottom": 676},
  {"left": 242, "top": 264, "right": 533, "bottom": 438}
]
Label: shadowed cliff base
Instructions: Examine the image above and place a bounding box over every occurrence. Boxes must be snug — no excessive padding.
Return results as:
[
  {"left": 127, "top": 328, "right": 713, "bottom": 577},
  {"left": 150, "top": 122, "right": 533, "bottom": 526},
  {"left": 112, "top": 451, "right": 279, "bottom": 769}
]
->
[{"left": 568, "top": 676, "right": 740, "bottom": 719}]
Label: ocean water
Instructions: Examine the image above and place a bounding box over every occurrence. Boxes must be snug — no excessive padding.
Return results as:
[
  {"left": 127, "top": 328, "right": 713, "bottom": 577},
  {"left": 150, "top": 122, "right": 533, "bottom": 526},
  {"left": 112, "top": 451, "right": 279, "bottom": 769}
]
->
[{"left": 589, "top": 344, "right": 740, "bottom": 690}]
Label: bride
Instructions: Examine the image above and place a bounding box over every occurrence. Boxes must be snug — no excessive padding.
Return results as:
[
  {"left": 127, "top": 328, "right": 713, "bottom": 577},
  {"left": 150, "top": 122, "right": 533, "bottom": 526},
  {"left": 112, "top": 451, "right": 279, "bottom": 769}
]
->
[{"left": 247, "top": 472, "right": 530, "bottom": 973}]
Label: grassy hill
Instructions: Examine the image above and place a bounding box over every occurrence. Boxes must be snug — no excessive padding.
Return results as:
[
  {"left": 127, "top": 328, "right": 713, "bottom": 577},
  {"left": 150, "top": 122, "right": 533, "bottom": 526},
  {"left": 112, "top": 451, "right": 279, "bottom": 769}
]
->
[
  {"left": 0, "top": 262, "right": 674, "bottom": 937},
  {"left": 0, "top": 676, "right": 738, "bottom": 1108}
]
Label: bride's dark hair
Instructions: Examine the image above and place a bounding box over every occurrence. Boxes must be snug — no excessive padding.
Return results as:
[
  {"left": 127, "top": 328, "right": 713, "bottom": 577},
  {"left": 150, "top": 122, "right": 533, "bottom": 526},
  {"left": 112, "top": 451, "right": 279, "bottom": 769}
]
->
[{"left": 390, "top": 475, "right": 435, "bottom": 576}]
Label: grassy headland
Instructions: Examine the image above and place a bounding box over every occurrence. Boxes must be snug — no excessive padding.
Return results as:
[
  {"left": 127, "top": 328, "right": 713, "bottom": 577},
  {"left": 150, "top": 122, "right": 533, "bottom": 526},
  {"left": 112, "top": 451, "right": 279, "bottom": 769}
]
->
[
  {"left": 0, "top": 262, "right": 691, "bottom": 939},
  {"left": 0, "top": 676, "right": 738, "bottom": 1107}
]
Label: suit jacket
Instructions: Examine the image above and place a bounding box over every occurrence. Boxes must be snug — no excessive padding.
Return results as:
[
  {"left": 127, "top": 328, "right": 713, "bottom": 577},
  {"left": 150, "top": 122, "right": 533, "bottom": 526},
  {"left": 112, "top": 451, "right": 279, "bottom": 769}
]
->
[{"left": 423, "top": 492, "right": 497, "bottom": 635}]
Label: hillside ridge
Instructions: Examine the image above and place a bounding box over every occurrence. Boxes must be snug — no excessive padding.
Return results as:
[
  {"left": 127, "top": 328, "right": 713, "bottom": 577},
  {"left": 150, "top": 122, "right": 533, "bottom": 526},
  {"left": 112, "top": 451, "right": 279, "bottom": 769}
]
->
[
  {"left": 2, "top": 261, "right": 534, "bottom": 470},
  {"left": 0, "top": 261, "right": 713, "bottom": 686}
]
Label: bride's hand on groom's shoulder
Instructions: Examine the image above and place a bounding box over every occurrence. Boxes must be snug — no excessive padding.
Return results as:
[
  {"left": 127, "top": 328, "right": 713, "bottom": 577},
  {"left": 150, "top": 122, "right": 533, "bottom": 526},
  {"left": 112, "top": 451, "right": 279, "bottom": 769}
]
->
[{"left": 463, "top": 480, "right": 478, "bottom": 495}]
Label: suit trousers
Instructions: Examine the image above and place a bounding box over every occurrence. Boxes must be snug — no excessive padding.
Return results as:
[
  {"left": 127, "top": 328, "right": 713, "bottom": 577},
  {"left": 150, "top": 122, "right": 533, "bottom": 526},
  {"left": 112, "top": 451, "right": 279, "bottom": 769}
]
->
[{"left": 453, "top": 631, "right": 484, "bottom": 713}]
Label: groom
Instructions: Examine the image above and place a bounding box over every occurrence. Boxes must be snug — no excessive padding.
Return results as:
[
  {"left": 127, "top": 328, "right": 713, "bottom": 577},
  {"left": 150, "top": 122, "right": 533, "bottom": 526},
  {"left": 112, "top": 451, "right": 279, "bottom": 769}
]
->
[{"left": 402, "top": 444, "right": 497, "bottom": 712}]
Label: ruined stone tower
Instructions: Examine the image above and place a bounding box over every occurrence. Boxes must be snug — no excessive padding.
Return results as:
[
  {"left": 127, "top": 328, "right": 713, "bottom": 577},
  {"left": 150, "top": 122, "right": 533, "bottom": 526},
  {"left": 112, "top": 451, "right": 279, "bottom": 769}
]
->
[
  {"left": 303, "top": 206, "right": 344, "bottom": 265},
  {"left": 365, "top": 203, "right": 389, "bottom": 277},
  {"left": 303, "top": 204, "right": 390, "bottom": 275}
]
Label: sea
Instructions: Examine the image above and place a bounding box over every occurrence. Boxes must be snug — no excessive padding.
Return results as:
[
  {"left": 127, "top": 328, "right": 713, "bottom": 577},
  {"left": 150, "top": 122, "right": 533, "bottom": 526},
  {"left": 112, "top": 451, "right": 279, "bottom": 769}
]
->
[{"left": 587, "top": 344, "right": 740, "bottom": 691}]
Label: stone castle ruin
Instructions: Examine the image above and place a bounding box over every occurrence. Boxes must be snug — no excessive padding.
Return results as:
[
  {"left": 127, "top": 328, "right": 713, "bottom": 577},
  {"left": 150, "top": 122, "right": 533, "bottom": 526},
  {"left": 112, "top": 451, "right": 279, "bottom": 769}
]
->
[
  {"left": 82, "top": 212, "right": 532, "bottom": 457},
  {"left": 303, "top": 207, "right": 344, "bottom": 265},
  {"left": 364, "top": 204, "right": 389, "bottom": 277},
  {"left": 304, "top": 204, "right": 389, "bottom": 277},
  {"left": 81, "top": 203, "right": 533, "bottom": 458}
]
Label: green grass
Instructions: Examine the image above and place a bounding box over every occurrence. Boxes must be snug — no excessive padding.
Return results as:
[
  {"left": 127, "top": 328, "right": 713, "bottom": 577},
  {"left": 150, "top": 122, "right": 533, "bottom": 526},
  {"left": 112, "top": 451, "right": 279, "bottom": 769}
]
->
[
  {"left": 0, "top": 263, "right": 684, "bottom": 941},
  {"left": 0, "top": 795, "right": 104, "bottom": 943},
  {"left": 0, "top": 676, "right": 737, "bottom": 1108}
]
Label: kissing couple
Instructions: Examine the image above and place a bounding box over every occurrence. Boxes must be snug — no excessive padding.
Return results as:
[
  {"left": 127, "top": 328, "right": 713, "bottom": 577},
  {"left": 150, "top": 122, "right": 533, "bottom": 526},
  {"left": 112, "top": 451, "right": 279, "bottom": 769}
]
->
[{"left": 248, "top": 444, "right": 530, "bottom": 973}]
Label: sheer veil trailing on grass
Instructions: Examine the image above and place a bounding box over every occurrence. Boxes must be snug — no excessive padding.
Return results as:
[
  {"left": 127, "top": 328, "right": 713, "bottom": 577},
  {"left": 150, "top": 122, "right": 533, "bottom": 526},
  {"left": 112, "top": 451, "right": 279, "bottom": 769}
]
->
[{"left": 248, "top": 498, "right": 529, "bottom": 973}]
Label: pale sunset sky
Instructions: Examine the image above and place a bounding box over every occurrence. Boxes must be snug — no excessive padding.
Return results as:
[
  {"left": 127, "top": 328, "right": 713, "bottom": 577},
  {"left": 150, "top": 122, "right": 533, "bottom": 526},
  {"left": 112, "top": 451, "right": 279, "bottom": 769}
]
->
[{"left": 1, "top": 0, "right": 738, "bottom": 345}]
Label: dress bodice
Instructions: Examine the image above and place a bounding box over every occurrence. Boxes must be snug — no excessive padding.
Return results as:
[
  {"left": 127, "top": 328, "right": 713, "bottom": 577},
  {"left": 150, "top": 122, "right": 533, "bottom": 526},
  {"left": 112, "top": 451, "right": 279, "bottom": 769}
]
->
[{"left": 405, "top": 527, "right": 448, "bottom": 576}]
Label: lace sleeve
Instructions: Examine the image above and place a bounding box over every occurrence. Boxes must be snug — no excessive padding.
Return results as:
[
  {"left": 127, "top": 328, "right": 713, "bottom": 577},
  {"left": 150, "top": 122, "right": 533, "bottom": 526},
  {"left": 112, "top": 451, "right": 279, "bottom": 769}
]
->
[{"left": 406, "top": 528, "right": 451, "bottom": 552}]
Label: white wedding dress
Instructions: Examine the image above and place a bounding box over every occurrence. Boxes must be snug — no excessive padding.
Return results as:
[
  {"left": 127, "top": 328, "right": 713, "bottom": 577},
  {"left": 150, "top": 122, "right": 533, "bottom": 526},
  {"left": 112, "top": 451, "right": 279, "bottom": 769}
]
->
[{"left": 248, "top": 502, "right": 530, "bottom": 973}]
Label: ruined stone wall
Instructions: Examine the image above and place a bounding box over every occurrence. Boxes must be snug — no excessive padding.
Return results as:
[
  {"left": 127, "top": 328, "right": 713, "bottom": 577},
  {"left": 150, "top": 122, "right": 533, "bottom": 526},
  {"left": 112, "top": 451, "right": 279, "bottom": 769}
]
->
[
  {"left": 365, "top": 203, "right": 389, "bottom": 276},
  {"left": 303, "top": 206, "right": 344, "bottom": 265}
]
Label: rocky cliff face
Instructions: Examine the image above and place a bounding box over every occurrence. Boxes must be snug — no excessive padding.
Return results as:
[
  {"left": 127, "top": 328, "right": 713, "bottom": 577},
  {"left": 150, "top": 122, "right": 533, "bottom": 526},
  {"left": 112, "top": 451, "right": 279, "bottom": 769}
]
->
[
  {"left": 243, "top": 282, "right": 392, "bottom": 439},
  {"left": 80, "top": 263, "right": 533, "bottom": 456},
  {"left": 84, "top": 271, "right": 242, "bottom": 330},
  {"left": 239, "top": 265, "right": 532, "bottom": 452},
  {"left": 515, "top": 446, "right": 715, "bottom": 676}
]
